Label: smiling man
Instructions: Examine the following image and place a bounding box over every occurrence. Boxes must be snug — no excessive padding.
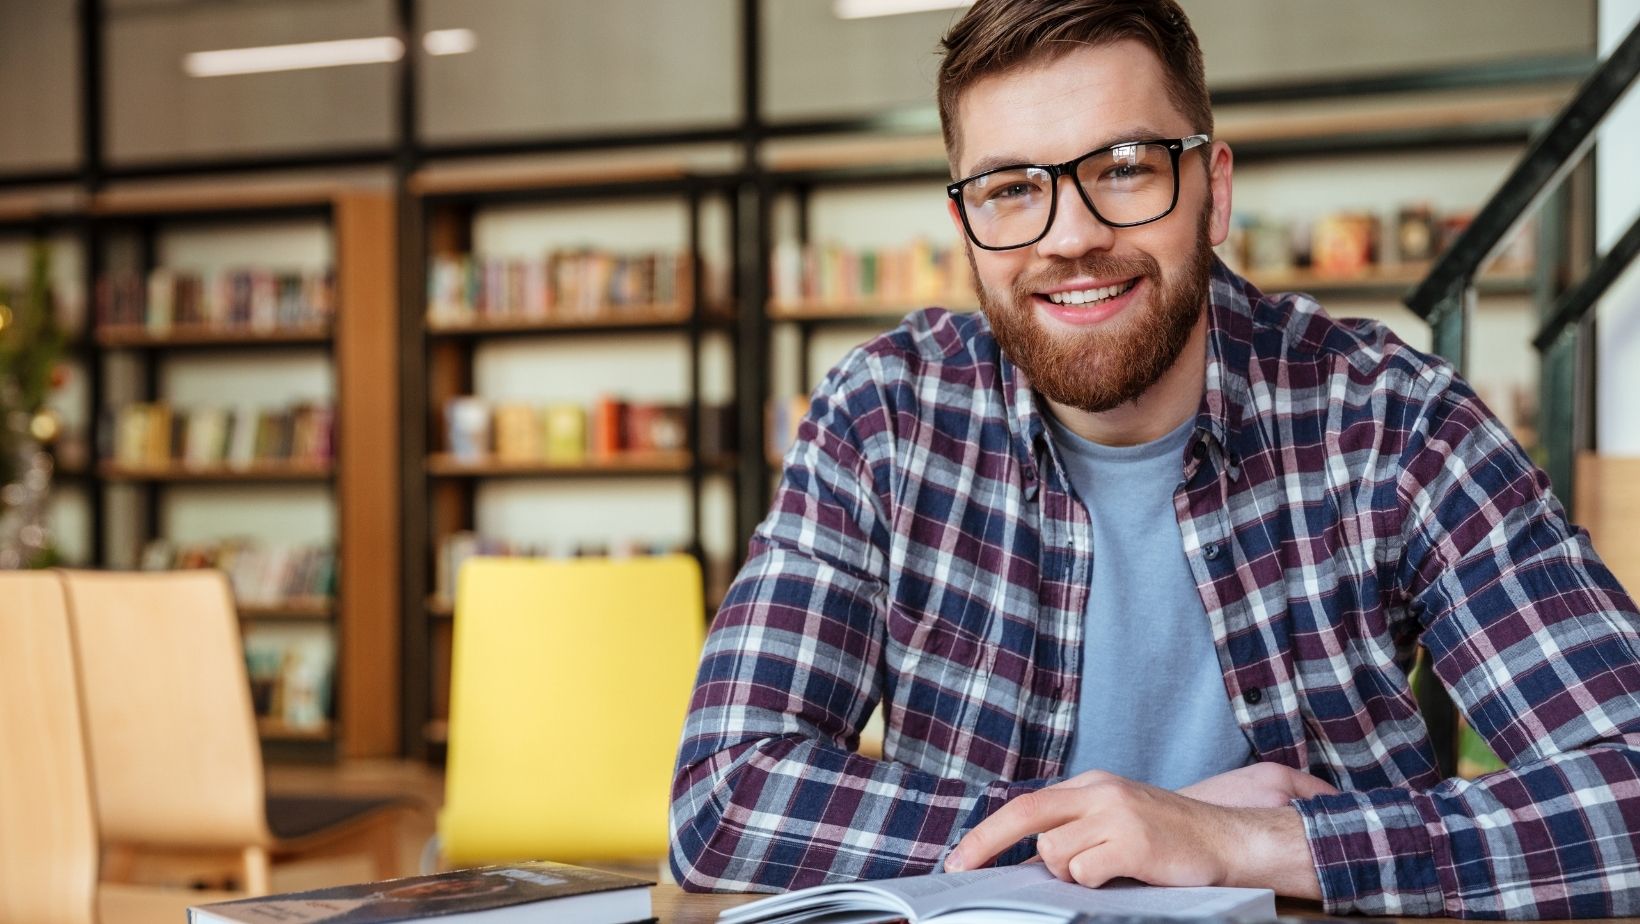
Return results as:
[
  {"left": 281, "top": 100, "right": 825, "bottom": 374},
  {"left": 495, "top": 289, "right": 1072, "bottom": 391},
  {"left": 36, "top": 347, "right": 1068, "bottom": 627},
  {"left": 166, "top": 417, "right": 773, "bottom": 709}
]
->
[{"left": 669, "top": 1, "right": 1640, "bottom": 918}]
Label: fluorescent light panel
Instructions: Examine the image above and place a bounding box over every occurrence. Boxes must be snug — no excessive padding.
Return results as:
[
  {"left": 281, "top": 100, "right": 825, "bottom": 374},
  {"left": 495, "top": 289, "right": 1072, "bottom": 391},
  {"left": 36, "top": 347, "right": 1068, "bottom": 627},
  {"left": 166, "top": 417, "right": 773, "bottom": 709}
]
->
[
  {"left": 834, "top": 0, "right": 971, "bottom": 18},
  {"left": 423, "top": 28, "right": 477, "bottom": 56},
  {"left": 184, "top": 29, "right": 478, "bottom": 77}
]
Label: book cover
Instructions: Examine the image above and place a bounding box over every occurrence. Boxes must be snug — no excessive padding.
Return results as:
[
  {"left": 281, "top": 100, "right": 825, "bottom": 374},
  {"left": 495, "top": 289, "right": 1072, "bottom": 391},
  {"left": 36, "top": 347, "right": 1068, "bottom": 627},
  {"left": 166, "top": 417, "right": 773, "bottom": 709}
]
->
[{"left": 189, "top": 860, "right": 653, "bottom": 924}]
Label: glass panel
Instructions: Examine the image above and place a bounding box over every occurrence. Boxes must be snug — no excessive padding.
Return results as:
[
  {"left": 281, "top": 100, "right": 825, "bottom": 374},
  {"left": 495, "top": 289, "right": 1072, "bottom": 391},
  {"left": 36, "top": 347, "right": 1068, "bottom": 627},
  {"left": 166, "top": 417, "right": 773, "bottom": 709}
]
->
[
  {"left": 0, "top": 0, "right": 79, "bottom": 172},
  {"left": 105, "top": 0, "right": 394, "bottom": 164},
  {"left": 418, "top": 0, "right": 740, "bottom": 143},
  {"left": 763, "top": 0, "right": 956, "bottom": 122}
]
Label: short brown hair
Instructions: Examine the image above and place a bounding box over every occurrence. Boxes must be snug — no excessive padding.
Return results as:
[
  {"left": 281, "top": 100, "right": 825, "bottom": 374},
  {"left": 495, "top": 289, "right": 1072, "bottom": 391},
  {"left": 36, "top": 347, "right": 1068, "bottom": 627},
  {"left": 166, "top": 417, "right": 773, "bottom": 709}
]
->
[{"left": 937, "top": 0, "right": 1213, "bottom": 162}]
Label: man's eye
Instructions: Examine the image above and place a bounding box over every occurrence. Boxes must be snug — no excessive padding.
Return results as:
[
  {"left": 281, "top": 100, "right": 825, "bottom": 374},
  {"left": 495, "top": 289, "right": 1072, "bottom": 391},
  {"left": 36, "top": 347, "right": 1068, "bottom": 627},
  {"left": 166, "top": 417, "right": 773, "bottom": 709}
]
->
[
  {"left": 1104, "top": 164, "right": 1151, "bottom": 181},
  {"left": 988, "top": 182, "right": 1037, "bottom": 201}
]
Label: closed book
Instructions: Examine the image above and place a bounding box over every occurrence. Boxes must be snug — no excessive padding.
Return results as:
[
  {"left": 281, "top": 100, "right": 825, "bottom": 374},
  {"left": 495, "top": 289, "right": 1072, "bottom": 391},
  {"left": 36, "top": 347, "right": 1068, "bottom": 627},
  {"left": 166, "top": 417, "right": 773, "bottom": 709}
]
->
[{"left": 189, "top": 861, "right": 652, "bottom": 924}]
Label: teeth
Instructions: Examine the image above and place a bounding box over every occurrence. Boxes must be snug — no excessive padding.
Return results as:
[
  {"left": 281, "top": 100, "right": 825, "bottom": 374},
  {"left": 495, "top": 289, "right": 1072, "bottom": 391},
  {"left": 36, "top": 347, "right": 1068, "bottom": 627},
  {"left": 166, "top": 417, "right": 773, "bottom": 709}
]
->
[{"left": 1046, "top": 280, "right": 1135, "bottom": 306}]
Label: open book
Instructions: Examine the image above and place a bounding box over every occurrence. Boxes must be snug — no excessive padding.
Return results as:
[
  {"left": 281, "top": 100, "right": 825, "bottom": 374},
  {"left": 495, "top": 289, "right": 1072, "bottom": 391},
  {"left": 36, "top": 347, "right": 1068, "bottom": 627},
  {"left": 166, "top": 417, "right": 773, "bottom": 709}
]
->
[{"left": 719, "top": 864, "right": 1275, "bottom": 924}]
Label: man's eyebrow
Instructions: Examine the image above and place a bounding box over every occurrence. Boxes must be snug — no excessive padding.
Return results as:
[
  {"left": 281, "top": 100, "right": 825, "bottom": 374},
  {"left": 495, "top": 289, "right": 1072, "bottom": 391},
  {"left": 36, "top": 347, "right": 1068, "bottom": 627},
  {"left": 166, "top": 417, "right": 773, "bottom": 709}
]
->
[{"left": 957, "top": 127, "right": 1175, "bottom": 179}]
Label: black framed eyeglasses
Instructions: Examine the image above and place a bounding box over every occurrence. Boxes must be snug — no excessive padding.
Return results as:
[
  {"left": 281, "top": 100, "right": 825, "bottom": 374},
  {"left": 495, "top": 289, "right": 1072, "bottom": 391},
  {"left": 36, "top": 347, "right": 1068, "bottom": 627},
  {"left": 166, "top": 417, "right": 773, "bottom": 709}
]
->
[{"left": 947, "top": 134, "right": 1210, "bottom": 251}]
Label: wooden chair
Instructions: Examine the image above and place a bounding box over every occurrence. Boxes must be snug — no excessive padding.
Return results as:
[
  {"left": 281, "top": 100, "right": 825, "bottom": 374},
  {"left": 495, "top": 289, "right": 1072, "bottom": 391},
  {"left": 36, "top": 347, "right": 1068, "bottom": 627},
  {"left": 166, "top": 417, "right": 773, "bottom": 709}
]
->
[
  {"left": 0, "top": 570, "right": 237, "bottom": 924},
  {"left": 438, "top": 555, "right": 706, "bottom": 867},
  {"left": 56, "top": 568, "right": 420, "bottom": 895}
]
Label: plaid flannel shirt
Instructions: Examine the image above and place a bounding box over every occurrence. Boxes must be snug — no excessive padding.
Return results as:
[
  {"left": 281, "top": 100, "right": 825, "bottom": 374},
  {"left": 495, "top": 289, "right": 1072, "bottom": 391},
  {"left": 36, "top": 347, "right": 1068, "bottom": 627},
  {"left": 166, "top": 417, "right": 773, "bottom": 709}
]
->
[{"left": 670, "top": 259, "right": 1640, "bottom": 918}]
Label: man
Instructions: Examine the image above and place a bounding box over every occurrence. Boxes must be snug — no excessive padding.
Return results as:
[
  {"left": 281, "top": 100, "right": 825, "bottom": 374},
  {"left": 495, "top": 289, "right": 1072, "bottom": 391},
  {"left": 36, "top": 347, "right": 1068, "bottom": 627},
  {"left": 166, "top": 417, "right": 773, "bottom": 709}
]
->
[{"left": 670, "top": 1, "right": 1640, "bottom": 917}]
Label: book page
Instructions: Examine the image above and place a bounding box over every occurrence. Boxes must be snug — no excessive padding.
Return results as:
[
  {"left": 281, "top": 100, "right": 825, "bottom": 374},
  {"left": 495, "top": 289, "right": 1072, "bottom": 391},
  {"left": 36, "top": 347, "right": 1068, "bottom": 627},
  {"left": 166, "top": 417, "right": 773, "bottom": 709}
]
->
[{"left": 930, "top": 871, "right": 1277, "bottom": 920}]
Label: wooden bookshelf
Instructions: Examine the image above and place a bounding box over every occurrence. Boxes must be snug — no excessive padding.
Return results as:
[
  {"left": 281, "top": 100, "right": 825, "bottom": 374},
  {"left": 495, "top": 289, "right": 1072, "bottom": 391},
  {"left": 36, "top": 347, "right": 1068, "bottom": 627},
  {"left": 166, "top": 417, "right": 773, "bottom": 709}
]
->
[
  {"left": 770, "top": 299, "right": 979, "bottom": 322},
  {"left": 1244, "top": 264, "right": 1534, "bottom": 300},
  {"left": 426, "top": 306, "right": 693, "bottom": 336},
  {"left": 98, "top": 460, "right": 334, "bottom": 482},
  {"left": 96, "top": 323, "right": 333, "bottom": 349},
  {"left": 426, "top": 449, "right": 694, "bottom": 478},
  {"left": 257, "top": 718, "right": 334, "bottom": 742},
  {"left": 238, "top": 601, "right": 335, "bottom": 621}
]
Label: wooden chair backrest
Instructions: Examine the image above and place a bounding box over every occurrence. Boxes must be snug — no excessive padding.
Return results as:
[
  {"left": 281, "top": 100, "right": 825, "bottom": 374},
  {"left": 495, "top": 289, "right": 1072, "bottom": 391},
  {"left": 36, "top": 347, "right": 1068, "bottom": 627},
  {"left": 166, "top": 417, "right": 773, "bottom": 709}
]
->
[
  {"left": 0, "top": 572, "right": 98, "bottom": 924},
  {"left": 1576, "top": 452, "right": 1640, "bottom": 594},
  {"left": 59, "top": 569, "right": 271, "bottom": 849}
]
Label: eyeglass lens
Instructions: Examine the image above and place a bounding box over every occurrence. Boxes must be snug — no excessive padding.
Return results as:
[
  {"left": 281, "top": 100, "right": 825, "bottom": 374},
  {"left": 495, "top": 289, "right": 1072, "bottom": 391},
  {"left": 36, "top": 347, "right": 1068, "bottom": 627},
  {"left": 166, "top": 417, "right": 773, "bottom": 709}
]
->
[{"left": 958, "top": 142, "right": 1178, "bottom": 249}]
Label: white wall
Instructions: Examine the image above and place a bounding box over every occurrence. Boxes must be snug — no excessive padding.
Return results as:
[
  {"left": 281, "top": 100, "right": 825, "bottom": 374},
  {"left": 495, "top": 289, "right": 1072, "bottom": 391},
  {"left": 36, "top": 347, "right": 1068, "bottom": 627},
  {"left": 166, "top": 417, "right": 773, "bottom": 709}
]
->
[{"left": 1598, "top": 0, "right": 1640, "bottom": 452}]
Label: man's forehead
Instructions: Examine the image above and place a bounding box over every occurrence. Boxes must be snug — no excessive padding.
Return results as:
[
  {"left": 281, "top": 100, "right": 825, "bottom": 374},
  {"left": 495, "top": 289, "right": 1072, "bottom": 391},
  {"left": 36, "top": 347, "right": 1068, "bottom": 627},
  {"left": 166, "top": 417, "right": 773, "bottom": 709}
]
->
[{"left": 947, "top": 41, "right": 1184, "bottom": 175}]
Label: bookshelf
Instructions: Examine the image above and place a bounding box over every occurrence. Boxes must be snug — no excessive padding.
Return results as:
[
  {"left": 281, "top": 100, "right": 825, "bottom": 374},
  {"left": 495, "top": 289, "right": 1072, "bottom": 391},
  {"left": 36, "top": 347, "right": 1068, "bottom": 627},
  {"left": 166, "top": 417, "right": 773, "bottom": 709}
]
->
[
  {"left": 403, "top": 167, "right": 739, "bottom": 756},
  {"left": 86, "top": 185, "right": 399, "bottom": 760}
]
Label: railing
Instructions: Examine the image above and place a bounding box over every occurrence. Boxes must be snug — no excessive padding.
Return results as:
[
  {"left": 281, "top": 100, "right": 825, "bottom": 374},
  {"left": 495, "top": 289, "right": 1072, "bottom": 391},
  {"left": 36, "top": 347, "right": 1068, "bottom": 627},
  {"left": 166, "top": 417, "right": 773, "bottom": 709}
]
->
[{"left": 1402, "top": 20, "right": 1640, "bottom": 777}]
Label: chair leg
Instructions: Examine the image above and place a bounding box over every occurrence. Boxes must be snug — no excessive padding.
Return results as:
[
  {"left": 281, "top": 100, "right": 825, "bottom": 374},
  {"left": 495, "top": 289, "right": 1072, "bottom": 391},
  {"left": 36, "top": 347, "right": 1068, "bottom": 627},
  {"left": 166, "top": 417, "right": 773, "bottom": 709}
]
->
[{"left": 241, "top": 846, "right": 271, "bottom": 895}]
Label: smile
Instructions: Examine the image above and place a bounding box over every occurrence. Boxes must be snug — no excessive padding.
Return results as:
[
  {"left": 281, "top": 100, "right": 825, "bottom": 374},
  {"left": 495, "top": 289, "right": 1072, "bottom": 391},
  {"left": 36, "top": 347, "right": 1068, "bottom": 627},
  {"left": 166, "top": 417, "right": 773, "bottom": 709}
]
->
[{"left": 1044, "top": 279, "right": 1137, "bottom": 306}]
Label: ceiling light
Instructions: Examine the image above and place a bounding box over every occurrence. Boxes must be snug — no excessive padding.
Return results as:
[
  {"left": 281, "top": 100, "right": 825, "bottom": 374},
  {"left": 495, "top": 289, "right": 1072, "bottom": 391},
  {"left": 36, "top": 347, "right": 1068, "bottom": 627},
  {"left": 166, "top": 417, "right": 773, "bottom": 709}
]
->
[
  {"left": 184, "top": 37, "right": 404, "bottom": 77},
  {"left": 423, "top": 28, "right": 477, "bottom": 56},
  {"left": 833, "top": 0, "right": 971, "bottom": 18}
]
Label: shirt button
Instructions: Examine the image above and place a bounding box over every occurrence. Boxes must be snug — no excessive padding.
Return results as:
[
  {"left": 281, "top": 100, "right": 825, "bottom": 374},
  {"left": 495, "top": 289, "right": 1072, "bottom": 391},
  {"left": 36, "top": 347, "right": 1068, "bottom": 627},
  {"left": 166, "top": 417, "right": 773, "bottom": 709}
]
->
[
  {"left": 1203, "top": 542, "right": 1223, "bottom": 560},
  {"left": 1243, "top": 687, "right": 1263, "bottom": 705},
  {"left": 1192, "top": 442, "right": 1208, "bottom": 461}
]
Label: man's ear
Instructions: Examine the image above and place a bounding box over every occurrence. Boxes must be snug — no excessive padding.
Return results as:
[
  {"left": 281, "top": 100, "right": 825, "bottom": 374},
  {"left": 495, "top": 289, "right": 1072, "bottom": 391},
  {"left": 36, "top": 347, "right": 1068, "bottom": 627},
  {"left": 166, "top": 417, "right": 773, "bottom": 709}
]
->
[
  {"left": 947, "top": 197, "right": 967, "bottom": 240},
  {"left": 1207, "top": 141, "right": 1235, "bottom": 247}
]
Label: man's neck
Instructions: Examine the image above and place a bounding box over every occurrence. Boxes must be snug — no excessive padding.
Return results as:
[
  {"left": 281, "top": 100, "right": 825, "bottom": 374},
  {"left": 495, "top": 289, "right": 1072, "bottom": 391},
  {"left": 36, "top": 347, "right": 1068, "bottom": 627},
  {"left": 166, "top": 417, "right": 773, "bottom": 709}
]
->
[{"left": 1045, "top": 311, "right": 1209, "bottom": 447}]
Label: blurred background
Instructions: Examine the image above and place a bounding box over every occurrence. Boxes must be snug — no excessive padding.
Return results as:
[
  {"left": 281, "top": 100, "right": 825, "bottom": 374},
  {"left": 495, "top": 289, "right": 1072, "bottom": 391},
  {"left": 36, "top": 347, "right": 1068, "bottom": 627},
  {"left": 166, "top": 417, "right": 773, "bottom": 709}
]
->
[{"left": 1, "top": 0, "right": 1638, "bottom": 898}]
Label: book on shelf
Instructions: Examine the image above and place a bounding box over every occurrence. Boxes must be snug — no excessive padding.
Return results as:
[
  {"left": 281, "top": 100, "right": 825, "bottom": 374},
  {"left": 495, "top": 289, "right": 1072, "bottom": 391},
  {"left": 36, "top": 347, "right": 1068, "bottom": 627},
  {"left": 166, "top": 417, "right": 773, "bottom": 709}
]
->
[
  {"left": 97, "top": 266, "right": 334, "bottom": 334},
  {"left": 441, "top": 394, "right": 704, "bottom": 466},
  {"left": 244, "top": 624, "right": 335, "bottom": 733},
  {"left": 772, "top": 238, "right": 974, "bottom": 308},
  {"left": 141, "top": 538, "right": 337, "bottom": 610},
  {"left": 427, "top": 247, "right": 701, "bottom": 326},
  {"left": 108, "top": 401, "right": 334, "bottom": 470},
  {"left": 1217, "top": 202, "right": 1536, "bottom": 283},
  {"left": 719, "top": 864, "right": 1275, "bottom": 924},
  {"left": 188, "top": 861, "right": 653, "bottom": 924}
]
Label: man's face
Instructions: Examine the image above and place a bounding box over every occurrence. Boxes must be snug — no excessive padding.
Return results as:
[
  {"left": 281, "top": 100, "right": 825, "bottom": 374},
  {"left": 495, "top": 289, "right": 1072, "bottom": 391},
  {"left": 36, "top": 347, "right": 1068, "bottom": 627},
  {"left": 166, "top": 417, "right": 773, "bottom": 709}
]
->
[{"left": 947, "top": 40, "right": 1233, "bottom": 414}]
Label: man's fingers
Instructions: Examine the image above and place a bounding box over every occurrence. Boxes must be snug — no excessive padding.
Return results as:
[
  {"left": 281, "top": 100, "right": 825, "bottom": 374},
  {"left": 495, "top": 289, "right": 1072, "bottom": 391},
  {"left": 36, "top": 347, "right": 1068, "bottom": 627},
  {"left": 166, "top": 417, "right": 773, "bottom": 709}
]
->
[
  {"left": 1035, "top": 816, "right": 1110, "bottom": 883},
  {"left": 948, "top": 789, "right": 1084, "bottom": 871},
  {"left": 1065, "top": 841, "right": 1124, "bottom": 889}
]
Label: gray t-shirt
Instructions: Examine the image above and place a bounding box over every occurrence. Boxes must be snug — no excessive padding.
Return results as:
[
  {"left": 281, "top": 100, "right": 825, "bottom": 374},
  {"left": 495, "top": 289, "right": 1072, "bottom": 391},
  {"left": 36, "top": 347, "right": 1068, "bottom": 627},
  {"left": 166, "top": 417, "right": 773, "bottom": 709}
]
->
[{"left": 1047, "top": 411, "right": 1254, "bottom": 789}]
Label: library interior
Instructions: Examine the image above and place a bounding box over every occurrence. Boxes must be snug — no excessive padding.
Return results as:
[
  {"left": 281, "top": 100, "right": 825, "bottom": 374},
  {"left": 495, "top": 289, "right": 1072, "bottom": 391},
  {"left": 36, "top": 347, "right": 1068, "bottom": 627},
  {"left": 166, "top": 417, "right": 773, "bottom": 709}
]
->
[{"left": 2, "top": 0, "right": 1639, "bottom": 922}]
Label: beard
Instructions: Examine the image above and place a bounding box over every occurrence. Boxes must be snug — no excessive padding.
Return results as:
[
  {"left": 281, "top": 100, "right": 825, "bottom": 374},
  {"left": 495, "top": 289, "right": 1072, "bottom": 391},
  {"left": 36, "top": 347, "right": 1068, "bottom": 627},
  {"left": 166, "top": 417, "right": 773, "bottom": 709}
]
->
[{"left": 974, "top": 202, "right": 1215, "bottom": 414}]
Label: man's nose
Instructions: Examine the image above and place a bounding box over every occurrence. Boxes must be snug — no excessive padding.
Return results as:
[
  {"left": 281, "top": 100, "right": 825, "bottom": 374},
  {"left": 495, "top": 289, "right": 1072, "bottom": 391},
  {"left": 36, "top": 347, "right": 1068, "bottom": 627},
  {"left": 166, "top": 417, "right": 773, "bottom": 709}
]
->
[{"left": 1034, "top": 176, "right": 1116, "bottom": 261}]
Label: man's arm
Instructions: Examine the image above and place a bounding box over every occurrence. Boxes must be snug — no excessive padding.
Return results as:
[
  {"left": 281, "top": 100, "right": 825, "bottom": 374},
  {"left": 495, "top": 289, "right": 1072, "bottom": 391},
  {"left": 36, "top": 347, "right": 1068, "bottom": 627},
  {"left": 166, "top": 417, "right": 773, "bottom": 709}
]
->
[
  {"left": 668, "top": 356, "right": 1046, "bottom": 893},
  {"left": 1291, "top": 383, "right": 1640, "bottom": 919}
]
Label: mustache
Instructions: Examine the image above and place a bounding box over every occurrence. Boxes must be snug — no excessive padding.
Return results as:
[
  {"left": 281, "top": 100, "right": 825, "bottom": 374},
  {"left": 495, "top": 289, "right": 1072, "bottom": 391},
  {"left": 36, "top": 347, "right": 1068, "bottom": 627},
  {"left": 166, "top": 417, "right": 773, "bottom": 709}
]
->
[{"left": 1010, "top": 254, "right": 1160, "bottom": 299}]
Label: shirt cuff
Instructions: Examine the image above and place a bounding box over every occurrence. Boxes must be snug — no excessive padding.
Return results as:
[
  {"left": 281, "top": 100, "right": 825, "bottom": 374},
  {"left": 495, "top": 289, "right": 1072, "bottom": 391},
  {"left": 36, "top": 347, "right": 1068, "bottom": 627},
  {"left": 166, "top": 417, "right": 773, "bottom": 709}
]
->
[{"left": 1294, "top": 787, "right": 1448, "bottom": 917}]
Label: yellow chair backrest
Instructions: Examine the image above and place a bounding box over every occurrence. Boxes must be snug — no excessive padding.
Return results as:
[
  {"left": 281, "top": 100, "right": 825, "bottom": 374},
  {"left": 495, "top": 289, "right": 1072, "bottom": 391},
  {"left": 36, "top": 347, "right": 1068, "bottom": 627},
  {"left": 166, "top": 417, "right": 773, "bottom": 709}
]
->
[{"left": 439, "top": 555, "right": 706, "bottom": 866}]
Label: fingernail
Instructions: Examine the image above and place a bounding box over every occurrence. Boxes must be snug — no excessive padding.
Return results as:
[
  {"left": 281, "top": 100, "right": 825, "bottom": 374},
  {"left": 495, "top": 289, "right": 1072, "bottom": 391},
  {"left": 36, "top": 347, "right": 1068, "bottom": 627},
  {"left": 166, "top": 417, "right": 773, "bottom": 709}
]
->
[{"left": 946, "top": 851, "right": 967, "bottom": 872}]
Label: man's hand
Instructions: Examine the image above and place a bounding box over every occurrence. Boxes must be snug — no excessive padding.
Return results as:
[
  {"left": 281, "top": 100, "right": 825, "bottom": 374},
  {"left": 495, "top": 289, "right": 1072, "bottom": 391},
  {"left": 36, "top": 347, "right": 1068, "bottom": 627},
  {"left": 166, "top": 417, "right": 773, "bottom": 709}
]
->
[
  {"left": 945, "top": 770, "right": 1323, "bottom": 899},
  {"left": 1178, "top": 761, "right": 1340, "bottom": 809}
]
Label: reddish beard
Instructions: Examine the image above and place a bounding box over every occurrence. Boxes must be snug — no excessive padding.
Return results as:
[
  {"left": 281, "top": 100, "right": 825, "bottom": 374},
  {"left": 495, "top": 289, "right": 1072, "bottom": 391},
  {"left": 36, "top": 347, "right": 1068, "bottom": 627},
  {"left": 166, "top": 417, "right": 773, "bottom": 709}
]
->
[{"left": 974, "top": 204, "right": 1215, "bottom": 414}]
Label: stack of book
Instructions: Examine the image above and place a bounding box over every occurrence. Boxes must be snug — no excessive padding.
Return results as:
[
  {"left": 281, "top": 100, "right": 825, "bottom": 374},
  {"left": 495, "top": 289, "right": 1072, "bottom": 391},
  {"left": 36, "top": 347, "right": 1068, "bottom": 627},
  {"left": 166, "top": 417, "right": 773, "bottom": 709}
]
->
[
  {"left": 107, "top": 401, "right": 334, "bottom": 470},
  {"left": 770, "top": 238, "right": 974, "bottom": 308},
  {"left": 426, "top": 248, "right": 701, "bottom": 325},
  {"left": 140, "top": 538, "right": 338, "bottom": 611},
  {"left": 1218, "top": 204, "right": 1536, "bottom": 280},
  {"left": 96, "top": 267, "right": 335, "bottom": 332},
  {"left": 444, "top": 395, "right": 723, "bottom": 464}
]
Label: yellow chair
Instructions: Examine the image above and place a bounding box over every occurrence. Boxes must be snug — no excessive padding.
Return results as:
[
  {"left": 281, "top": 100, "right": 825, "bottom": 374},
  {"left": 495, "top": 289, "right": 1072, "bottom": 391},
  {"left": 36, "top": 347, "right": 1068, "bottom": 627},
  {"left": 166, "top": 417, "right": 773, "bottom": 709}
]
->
[
  {"left": 57, "top": 568, "right": 420, "bottom": 895},
  {"left": 439, "top": 555, "right": 706, "bottom": 866},
  {"left": 0, "top": 571, "right": 238, "bottom": 924}
]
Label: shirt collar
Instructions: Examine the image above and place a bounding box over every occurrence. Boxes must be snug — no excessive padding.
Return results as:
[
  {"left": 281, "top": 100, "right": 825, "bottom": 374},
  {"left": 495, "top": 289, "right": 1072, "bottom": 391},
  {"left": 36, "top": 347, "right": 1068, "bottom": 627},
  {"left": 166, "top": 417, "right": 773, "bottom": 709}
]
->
[{"left": 995, "top": 257, "right": 1258, "bottom": 487}]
